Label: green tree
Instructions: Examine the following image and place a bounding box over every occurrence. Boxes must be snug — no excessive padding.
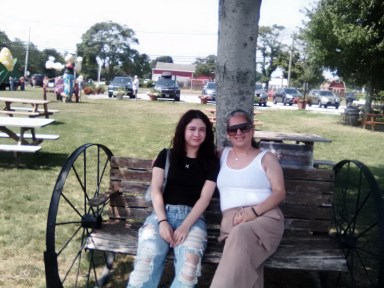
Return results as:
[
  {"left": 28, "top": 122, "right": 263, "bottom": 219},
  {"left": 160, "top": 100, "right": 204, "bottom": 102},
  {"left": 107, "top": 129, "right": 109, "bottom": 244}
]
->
[
  {"left": 278, "top": 36, "right": 324, "bottom": 89},
  {"left": 216, "top": 0, "right": 262, "bottom": 146},
  {"left": 194, "top": 54, "right": 217, "bottom": 78},
  {"left": 125, "top": 52, "right": 152, "bottom": 79},
  {"left": 150, "top": 56, "right": 174, "bottom": 69},
  {"left": 303, "top": 0, "right": 384, "bottom": 111},
  {"left": 257, "top": 25, "right": 286, "bottom": 90},
  {"left": 77, "top": 21, "right": 140, "bottom": 81},
  {"left": 0, "top": 31, "right": 11, "bottom": 47}
]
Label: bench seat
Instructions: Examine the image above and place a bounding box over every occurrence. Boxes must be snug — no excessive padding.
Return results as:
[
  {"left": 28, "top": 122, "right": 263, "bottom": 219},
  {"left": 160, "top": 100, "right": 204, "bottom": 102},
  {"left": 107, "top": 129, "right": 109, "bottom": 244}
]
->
[
  {"left": 85, "top": 220, "right": 347, "bottom": 272},
  {"left": 0, "top": 144, "right": 41, "bottom": 153},
  {"left": 0, "top": 132, "right": 60, "bottom": 140},
  {"left": 0, "top": 110, "right": 40, "bottom": 116},
  {"left": 10, "top": 106, "right": 59, "bottom": 114}
]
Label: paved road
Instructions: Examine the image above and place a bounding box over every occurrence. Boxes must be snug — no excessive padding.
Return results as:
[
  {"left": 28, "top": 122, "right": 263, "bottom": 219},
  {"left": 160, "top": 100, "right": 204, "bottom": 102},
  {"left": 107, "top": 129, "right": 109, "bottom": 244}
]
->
[{"left": 86, "top": 92, "right": 346, "bottom": 115}]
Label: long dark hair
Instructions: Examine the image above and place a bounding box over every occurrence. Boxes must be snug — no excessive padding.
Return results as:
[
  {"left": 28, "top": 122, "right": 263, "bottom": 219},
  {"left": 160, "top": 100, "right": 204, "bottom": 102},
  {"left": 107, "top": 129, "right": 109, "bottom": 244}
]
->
[
  {"left": 171, "top": 109, "right": 217, "bottom": 168},
  {"left": 226, "top": 109, "right": 259, "bottom": 148}
]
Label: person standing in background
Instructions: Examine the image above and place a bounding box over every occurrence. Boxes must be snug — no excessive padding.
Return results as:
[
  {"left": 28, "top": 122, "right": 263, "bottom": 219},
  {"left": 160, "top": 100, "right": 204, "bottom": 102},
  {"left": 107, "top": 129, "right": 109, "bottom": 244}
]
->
[
  {"left": 9, "top": 76, "right": 14, "bottom": 91},
  {"left": 19, "top": 76, "right": 25, "bottom": 91},
  {"left": 132, "top": 75, "right": 139, "bottom": 99}
]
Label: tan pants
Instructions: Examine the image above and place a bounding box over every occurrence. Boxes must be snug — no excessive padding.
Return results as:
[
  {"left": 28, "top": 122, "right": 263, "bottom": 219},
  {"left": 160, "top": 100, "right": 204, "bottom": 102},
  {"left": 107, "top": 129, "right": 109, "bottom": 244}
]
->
[{"left": 210, "top": 207, "right": 284, "bottom": 288}]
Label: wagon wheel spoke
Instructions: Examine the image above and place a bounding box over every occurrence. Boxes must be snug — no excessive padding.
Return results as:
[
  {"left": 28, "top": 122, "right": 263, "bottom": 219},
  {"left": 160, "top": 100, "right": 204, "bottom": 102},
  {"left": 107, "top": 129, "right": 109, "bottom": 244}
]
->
[
  {"left": 44, "top": 144, "right": 114, "bottom": 288},
  {"left": 332, "top": 160, "right": 384, "bottom": 288}
]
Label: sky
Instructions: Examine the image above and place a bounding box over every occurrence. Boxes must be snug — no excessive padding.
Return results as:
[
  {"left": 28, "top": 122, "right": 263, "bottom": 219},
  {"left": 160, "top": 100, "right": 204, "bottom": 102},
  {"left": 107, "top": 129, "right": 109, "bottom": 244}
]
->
[{"left": 0, "top": 0, "right": 316, "bottom": 64}]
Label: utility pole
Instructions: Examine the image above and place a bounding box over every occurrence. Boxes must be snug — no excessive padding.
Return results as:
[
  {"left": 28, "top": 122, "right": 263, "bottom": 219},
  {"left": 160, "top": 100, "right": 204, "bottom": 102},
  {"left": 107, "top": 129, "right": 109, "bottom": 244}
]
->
[
  {"left": 24, "top": 27, "right": 30, "bottom": 78},
  {"left": 287, "top": 34, "right": 294, "bottom": 87}
]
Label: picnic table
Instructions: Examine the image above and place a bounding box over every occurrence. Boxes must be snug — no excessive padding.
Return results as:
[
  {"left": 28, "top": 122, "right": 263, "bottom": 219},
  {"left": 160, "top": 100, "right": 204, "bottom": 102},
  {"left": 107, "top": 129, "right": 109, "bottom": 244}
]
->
[
  {"left": 254, "top": 131, "right": 332, "bottom": 169},
  {"left": 362, "top": 113, "right": 384, "bottom": 131},
  {"left": 0, "top": 116, "right": 59, "bottom": 153},
  {"left": 0, "top": 96, "right": 58, "bottom": 118}
]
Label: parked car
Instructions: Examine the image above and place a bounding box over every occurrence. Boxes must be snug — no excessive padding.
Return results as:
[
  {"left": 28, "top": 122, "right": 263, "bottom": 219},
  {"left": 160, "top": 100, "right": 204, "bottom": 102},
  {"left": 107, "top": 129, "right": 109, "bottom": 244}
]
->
[
  {"left": 154, "top": 73, "right": 180, "bottom": 101},
  {"left": 108, "top": 76, "right": 133, "bottom": 98},
  {"left": 202, "top": 81, "right": 216, "bottom": 101},
  {"left": 254, "top": 84, "right": 268, "bottom": 106},
  {"left": 273, "top": 87, "right": 302, "bottom": 105},
  {"left": 307, "top": 89, "right": 340, "bottom": 109}
]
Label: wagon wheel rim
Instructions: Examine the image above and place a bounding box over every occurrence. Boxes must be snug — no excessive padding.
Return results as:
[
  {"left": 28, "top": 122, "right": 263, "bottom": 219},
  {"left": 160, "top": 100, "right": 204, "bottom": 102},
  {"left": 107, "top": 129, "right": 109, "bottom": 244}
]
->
[
  {"left": 44, "top": 143, "right": 114, "bottom": 288},
  {"left": 332, "top": 160, "right": 384, "bottom": 288}
]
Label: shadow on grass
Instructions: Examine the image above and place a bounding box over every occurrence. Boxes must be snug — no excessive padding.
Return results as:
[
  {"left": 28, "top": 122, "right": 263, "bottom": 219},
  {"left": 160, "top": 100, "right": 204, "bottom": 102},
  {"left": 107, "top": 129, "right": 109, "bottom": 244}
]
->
[{"left": 0, "top": 151, "right": 69, "bottom": 169}]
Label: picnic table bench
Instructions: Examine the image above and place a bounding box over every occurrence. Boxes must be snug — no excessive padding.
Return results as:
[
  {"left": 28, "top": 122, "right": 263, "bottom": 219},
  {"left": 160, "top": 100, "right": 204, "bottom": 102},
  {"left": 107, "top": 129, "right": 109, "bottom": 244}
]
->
[
  {"left": 0, "top": 96, "right": 58, "bottom": 118},
  {"left": 0, "top": 116, "right": 58, "bottom": 154},
  {"left": 362, "top": 113, "right": 384, "bottom": 131},
  {"left": 44, "top": 144, "right": 384, "bottom": 288}
]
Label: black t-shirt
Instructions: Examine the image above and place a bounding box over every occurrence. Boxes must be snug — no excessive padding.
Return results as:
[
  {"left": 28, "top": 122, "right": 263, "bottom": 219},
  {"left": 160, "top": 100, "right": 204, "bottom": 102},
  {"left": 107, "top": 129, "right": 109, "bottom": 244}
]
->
[{"left": 153, "top": 148, "right": 219, "bottom": 207}]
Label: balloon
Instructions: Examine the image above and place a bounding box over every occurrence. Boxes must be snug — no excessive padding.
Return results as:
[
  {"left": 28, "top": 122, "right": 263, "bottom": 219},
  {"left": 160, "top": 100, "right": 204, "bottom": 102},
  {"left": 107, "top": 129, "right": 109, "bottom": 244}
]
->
[{"left": 0, "top": 47, "right": 14, "bottom": 71}]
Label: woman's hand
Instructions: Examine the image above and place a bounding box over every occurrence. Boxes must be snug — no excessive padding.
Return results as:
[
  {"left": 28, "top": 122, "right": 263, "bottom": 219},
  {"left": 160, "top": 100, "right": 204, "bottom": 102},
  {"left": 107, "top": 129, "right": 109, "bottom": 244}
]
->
[
  {"left": 159, "top": 221, "right": 174, "bottom": 246},
  {"left": 172, "top": 225, "right": 189, "bottom": 247},
  {"left": 233, "top": 207, "right": 257, "bottom": 226}
]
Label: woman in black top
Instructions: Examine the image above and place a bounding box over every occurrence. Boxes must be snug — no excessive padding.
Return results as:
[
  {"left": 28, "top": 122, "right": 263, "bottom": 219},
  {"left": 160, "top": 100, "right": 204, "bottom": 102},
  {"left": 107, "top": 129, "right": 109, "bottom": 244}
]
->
[{"left": 127, "top": 110, "right": 219, "bottom": 288}]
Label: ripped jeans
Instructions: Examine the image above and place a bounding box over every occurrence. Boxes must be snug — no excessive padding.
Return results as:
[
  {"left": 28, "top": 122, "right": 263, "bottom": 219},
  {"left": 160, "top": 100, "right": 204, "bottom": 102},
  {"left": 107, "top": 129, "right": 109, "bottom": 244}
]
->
[{"left": 127, "top": 204, "right": 207, "bottom": 288}]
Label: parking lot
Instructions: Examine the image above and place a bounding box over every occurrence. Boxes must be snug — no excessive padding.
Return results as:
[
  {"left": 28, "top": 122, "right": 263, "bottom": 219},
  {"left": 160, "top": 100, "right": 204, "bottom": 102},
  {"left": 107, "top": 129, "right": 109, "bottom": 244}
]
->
[{"left": 87, "top": 91, "right": 346, "bottom": 115}]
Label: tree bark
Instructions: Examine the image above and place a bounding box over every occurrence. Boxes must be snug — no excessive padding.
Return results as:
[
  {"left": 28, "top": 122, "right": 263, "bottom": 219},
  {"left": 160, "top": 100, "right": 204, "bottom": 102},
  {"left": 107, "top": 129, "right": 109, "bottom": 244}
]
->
[{"left": 216, "top": 0, "right": 262, "bottom": 147}]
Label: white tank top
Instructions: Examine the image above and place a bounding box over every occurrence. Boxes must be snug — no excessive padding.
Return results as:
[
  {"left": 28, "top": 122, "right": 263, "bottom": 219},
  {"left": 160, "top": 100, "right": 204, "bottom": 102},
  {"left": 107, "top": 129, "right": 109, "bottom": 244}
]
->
[{"left": 218, "top": 147, "right": 272, "bottom": 211}]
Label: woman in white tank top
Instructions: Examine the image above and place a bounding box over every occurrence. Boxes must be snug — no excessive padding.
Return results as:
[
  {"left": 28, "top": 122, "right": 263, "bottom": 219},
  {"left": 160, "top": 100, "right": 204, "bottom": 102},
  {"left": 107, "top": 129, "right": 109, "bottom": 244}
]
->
[{"left": 211, "top": 109, "right": 286, "bottom": 288}]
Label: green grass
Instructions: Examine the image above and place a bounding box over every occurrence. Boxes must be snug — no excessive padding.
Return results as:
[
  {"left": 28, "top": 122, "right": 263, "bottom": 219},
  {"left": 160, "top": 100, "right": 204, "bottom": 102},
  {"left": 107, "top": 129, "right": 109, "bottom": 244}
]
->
[{"left": 0, "top": 87, "right": 383, "bottom": 287}]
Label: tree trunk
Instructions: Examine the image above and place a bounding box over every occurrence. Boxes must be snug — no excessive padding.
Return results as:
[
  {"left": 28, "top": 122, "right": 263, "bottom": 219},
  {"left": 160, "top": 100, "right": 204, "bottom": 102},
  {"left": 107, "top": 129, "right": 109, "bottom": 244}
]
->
[{"left": 216, "top": 0, "right": 262, "bottom": 147}]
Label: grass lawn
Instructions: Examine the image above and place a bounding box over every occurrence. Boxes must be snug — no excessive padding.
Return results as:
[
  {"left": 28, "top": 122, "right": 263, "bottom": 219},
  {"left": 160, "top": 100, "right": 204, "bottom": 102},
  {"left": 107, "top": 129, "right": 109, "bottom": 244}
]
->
[{"left": 0, "top": 87, "right": 383, "bottom": 287}]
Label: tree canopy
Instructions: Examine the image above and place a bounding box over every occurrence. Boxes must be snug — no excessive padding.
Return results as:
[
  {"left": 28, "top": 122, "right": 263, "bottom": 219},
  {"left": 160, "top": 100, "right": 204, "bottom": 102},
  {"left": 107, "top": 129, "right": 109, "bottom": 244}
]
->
[
  {"left": 194, "top": 54, "right": 217, "bottom": 78},
  {"left": 257, "top": 25, "right": 286, "bottom": 88},
  {"left": 77, "top": 21, "right": 149, "bottom": 81},
  {"left": 303, "top": 0, "right": 384, "bottom": 109}
]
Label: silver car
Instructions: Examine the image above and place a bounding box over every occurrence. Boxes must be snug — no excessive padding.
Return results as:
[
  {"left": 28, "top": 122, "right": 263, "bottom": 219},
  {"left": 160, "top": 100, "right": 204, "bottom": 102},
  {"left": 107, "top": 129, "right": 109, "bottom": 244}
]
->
[{"left": 308, "top": 89, "right": 340, "bottom": 109}]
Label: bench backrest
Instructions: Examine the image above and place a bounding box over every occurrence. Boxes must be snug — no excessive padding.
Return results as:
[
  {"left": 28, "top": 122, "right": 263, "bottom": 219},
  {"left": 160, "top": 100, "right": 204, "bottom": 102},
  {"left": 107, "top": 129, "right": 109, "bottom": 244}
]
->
[{"left": 109, "top": 156, "right": 335, "bottom": 235}]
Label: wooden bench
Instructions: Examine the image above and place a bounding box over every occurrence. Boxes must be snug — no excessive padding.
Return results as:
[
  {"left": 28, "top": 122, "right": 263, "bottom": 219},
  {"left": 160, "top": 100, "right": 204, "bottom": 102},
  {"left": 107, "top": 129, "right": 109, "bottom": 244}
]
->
[
  {"left": 0, "top": 107, "right": 58, "bottom": 118},
  {"left": 0, "top": 144, "right": 41, "bottom": 153},
  {"left": 362, "top": 113, "right": 384, "bottom": 131},
  {"left": 0, "top": 110, "right": 40, "bottom": 117},
  {"left": 45, "top": 144, "right": 384, "bottom": 287},
  {"left": 10, "top": 106, "right": 59, "bottom": 114},
  {"left": 87, "top": 157, "right": 347, "bottom": 286},
  {"left": 0, "top": 132, "right": 60, "bottom": 140}
]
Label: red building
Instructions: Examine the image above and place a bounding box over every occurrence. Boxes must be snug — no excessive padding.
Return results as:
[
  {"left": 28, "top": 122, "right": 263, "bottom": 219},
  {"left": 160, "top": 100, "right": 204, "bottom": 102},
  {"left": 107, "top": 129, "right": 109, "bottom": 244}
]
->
[
  {"left": 321, "top": 79, "right": 346, "bottom": 97},
  {"left": 152, "top": 62, "right": 196, "bottom": 88}
]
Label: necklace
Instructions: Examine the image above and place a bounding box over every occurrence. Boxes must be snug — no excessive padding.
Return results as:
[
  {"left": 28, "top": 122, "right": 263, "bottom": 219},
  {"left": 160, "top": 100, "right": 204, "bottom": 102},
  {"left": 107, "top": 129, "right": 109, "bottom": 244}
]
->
[
  {"left": 232, "top": 149, "right": 252, "bottom": 161},
  {"left": 185, "top": 157, "right": 196, "bottom": 169}
]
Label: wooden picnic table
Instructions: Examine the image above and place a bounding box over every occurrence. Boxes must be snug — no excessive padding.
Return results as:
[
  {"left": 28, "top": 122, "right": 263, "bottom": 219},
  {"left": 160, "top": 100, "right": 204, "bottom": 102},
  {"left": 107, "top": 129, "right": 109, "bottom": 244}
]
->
[
  {"left": 362, "top": 113, "right": 384, "bottom": 131},
  {"left": 0, "top": 116, "right": 59, "bottom": 153},
  {"left": 254, "top": 131, "right": 332, "bottom": 169},
  {"left": 0, "top": 96, "right": 57, "bottom": 119}
]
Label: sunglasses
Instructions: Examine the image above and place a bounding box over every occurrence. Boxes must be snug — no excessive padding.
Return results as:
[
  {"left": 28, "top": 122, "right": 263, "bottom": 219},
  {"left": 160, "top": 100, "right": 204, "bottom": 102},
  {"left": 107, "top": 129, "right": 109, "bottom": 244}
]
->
[{"left": 227, "top": 123, "right": 253, "bottom": 136}]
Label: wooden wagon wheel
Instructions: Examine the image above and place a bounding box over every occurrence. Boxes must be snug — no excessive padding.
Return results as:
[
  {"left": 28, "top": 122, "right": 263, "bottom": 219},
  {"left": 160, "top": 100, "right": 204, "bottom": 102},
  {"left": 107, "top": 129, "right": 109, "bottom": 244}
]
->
[
  {"left": 332, "top": 160, "right": 384, "bottom": 288},
  {"left": 44, "top": 143, "right": 114, "bottom": 288}
]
